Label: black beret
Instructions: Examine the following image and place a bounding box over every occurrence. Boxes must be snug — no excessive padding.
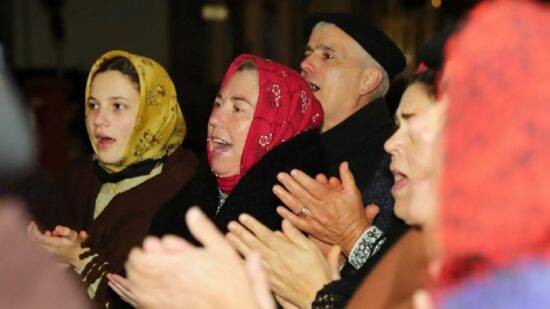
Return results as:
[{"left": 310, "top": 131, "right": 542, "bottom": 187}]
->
[
  {"left": 418, "top": 27, "right": 455, "bottom": 71},
  {"left": 305, "top": 13, "right": 406, "bottom": 80}
]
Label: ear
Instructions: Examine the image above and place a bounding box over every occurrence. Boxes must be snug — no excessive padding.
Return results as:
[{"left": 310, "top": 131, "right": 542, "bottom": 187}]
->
[{"left": 358, "top": 67, "right": 384, "bottom": 96}]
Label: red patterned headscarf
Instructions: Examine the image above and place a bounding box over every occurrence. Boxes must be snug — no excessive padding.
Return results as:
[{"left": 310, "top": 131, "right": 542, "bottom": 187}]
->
[
  {"left": 207, "top": 54, "right": 324, "bottom": 193},
  {"left": 439, "top": 0, "right": 550, "bottom": 287}
]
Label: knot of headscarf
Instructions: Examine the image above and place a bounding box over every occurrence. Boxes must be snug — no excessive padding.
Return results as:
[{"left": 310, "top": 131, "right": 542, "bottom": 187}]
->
[
  {"left": 208, "top": 54, "right": 324, "bottom": 193},
  {"left": 85, "top": 50, "right": 187, "bottom": 174}
]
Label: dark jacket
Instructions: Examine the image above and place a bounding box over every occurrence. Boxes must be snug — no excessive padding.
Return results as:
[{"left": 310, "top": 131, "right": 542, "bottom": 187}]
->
[
  {"left": 320, "top": 97, "right": 397, "bottom": 233},
  {"left": 150, "top": 128, "right": 326, "bottom": 241}
]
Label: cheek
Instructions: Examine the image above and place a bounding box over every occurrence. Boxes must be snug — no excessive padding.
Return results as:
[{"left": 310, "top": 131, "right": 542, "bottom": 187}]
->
[{"left": 118, "top": 114, "right": 138, "bottom": 143}]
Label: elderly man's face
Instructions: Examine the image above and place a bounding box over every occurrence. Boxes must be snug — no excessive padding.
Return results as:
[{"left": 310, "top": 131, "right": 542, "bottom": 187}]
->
[{"left": 300, "top": 24, "right": 367, "bottom": 132}]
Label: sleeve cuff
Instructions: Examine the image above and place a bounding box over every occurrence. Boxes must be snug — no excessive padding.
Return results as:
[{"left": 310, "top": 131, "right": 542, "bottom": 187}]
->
[{"left": 348, "top": 226, "right": 385, "bottom": 269}]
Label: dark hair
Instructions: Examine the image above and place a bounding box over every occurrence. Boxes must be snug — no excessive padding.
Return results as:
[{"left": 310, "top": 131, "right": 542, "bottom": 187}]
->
[
  {"left": 411, "top": 68, "right": 439, "bottom": 99},
  {"left": 93, "top": 57, "right": 140, "bottom": 90}
]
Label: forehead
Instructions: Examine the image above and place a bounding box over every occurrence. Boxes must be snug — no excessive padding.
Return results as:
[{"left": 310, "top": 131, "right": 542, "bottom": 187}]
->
[
  {"left": 397, "top": 84, "right": 434, "bottom": 114},
  {"left": 90, "top": 71, "right": 138, "bottom": 94},
  {"left": 224, "top": 70, "right": 258, "bottom": 90},
  {"left": 308, "top": 24, "right": 362, "bottom": 52}
]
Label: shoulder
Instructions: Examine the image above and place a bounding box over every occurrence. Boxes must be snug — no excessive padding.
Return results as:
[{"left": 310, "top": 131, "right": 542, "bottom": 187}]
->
[{"left": 241, "top": 128, "right": 325, "bottom": 184}]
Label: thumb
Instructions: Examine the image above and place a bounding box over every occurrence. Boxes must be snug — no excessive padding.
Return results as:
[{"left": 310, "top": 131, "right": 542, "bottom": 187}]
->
[
  {"left": 364, "top": 204, "right": 380, "bottom": 224},
  {"left": 327, "top": 245, "right": 341, "bottom": 280},
  {"left": 339, "top": 162, "right": 356, "bottom": 191}
]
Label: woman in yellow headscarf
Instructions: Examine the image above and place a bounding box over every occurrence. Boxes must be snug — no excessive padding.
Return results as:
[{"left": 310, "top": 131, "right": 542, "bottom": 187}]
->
[{"left": 28, "top": 50, "right": 197, "bottom": 307}]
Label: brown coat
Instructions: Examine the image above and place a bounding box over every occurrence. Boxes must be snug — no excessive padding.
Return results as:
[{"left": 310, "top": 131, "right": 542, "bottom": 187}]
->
[{"left": 57, "top": 147, "right": 197, "bottom": 307}]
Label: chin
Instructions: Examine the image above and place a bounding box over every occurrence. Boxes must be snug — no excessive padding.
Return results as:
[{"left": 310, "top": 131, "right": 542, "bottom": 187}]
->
[{"left": 97, "top": 154, "right": 123, "bottom": 165}]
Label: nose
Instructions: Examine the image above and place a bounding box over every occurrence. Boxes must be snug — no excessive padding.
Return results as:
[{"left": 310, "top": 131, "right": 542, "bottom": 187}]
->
[
  {"left": 208, "top": 104, "right": 226, "bottom": 130},
  {"left": 300, "top": 54, "right": 315, "bottom": 75},
  {"left": 384, "top": 128, "right": 403, "bottom": 155},
  {"left": 93, "top": 107, "right": 109, "bottom": 127}
]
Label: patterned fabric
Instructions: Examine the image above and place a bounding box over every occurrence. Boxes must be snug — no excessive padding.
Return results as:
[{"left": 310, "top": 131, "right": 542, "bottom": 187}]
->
[
  {"left": 85, "top": 50, "right": 187, "bottom": 173},
  {"left": 439, "top": 0, "right": 550, "bottom": 289},
  {"left": 348, "top": 225, "right": 385, "bottom": 269},
  {"left": 208, "top": 54, "right": 323, "bottom": 193}
]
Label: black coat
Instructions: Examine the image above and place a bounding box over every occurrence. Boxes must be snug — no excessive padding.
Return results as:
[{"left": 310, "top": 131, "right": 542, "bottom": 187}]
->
[
  {"left": 320, "top": 98, "right": 398, "bottom": 233},
  {"left": 150, "top": 128, "right": 326, "bottom": 242}
]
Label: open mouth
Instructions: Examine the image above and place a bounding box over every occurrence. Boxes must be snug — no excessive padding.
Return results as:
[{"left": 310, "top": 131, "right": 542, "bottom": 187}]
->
[
  {"left": 210, "top": 137, "right": 232, "bottom": 154},
  {"left": 95, "top": 134, "right": 115, "bottom": 149},
  {"left": 391, "top": 170, "right": 409, "bottom": 193}
]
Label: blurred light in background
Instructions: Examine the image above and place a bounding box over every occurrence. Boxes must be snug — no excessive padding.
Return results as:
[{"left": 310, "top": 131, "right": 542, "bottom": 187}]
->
[{"left": 202, "top": 4, "right": 229, "bottom": 22}]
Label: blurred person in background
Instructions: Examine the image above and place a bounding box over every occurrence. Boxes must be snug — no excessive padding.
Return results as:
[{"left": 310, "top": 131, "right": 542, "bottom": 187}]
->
[{"left": 0, "top": 41, "right": 90, "bottom": 309}]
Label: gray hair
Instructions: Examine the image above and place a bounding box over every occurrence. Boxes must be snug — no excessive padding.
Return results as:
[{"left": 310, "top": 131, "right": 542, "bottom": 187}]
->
[{"left": 312, "top": 22, "right": 390, "bottom": 98}]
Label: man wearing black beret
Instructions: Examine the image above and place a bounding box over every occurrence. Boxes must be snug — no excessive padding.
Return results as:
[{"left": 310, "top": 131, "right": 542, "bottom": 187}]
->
[{"left": 270, "top": 12, "right": 409, "bottom": 307}]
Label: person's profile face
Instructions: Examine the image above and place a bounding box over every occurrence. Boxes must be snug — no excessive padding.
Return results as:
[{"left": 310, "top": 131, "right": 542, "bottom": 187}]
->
[
  {"left": 86, "top": 70, "right": 140, "bottom": 165},
  {"left": 300, "top": 24, "right": 366, "bottom": 130},
  {"left": 207, "top": 70, "right": 258, "bottom": 178},
  {"left": 384, "top": 83, "right": 438, "bottom": 225}
]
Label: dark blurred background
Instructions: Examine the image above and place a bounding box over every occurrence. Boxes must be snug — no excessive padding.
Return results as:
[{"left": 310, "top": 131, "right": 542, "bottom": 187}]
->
[{"left": 0, "top": 0, "right": 478, "bottom": 177}]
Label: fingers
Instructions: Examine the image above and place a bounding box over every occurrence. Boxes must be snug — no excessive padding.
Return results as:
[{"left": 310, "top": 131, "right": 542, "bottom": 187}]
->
[
  {"left": 160, "top": 235, "right": 193, "bottom": 254},
  {"left": 315, "top": 173, "right": 328, "bottom": 186},
  {"left": 142, "top": 236, "right": 163, "bottom": 253},
  {"left": 276, "top": 206, "right": 312, "bottom": 235},
  {"left": 327, "top": 177, "right": 344, "bottom": 190},
  {"left": 272, "top": 185, "right": 305, "bottom": 215},
  {"left": 238, "top": 214, "right": 284, "bottom": 249},
  {"left": 226, "top": 231, "right": 253, "bottom": 257},
  {"left": 364, "top": 204, "right": 380, "bottom": 224},
  {"left": 53, "top": 225, "right": 79, "bottom": 241},
  {"left": 227, "top": 220, "right": 271, "bottom": 257},
  {"left": 245, "top": 253, "right": 276, "bottom": 309},
  {"left": 286, "top": 169, "right": 326, "bottom": 201},
  {"left": 79, "top": 230, "right": 89, "bottom": 241},
  {"left": 326, "top": 246, "right": 342, "bottom": 281},
  {"left": 186, "top": 206, "right": 229, "bottom": 251},
  {"left": 107, "top": 273, "right": 139, "bottom": 308},
  {"left": 280, "top": 219, "right": 312, "bottom": 249}
]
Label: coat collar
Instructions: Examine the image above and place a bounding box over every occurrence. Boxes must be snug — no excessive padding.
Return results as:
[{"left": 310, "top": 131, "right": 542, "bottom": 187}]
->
[{"left": 320, "top": 97, "right": 394, "bottom": 158}]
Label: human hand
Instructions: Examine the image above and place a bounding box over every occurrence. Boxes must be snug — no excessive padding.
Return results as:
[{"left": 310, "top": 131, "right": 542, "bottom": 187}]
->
[
  {"left": 26, "top": 222, "right": 89, "bottom": 271},
  {"left": 107, "top": 273, "right": 139, "bottom": 308},
  {"left": 126, "top": 207, "right": 273, "bottom": 309},
  {"left": 227, "top": 215, "right": 341, "bottom": 309},
  {"left": 273, "top": 162, "right": 377, "bottom": 255}
]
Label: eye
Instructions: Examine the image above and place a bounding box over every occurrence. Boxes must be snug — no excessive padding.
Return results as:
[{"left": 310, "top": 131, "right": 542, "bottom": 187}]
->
[
  {"left": 87, "top": 102, "right": 98, "bottom": 110},
  {"left": 323, "top": 52, "right": 334, "bottom": 60},
  {"left": 114, "top": 103, "right": 126, "bottom": 110},
  {"left": 233, "top": 105, "right": 242, "bottom": 113},
  {"left": 304, "top": 50, "right": 312, "bottom": 57},
  {"left": 213, "top": 100, "right": 222, "bottom": 108}
]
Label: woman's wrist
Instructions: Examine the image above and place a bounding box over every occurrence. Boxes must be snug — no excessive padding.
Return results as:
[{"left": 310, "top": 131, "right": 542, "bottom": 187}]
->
[{"left": 71, "top": 246, "right": 89, "bottom": 272}]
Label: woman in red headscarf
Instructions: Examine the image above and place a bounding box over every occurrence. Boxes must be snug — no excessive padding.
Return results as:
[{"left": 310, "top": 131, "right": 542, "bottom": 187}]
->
[{"left": 149, "top": 54, "right": 324, "bottom": 242}]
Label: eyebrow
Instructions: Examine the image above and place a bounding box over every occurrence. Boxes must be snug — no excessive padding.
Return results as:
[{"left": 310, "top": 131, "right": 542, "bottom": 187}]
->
[
  {"left": 88, "top": 96, "right": 129, "bottom": 101},
  {"left": 232, "top": 95, "right": 255, "bottom": 107},
  {"left": 305, "top": 44, "right": 337, "bottom": 53},
  {"left": 400, "top": 112, "right": 416, "bottom": 120}
]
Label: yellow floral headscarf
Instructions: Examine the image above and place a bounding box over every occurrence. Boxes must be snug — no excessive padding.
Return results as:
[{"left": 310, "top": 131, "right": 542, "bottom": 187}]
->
[{"left": 85, "top": 50, "right": 186, "bottom": 173}]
